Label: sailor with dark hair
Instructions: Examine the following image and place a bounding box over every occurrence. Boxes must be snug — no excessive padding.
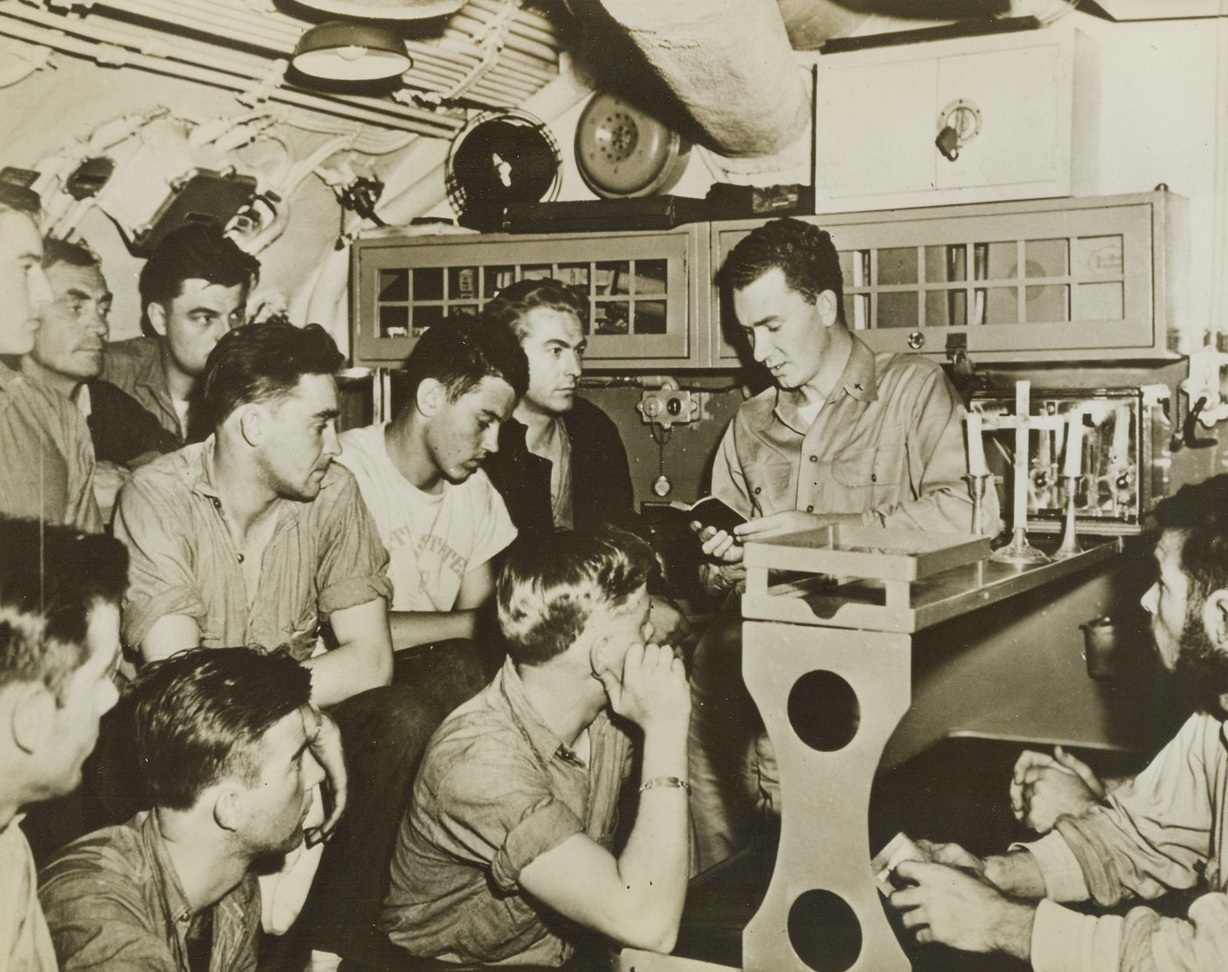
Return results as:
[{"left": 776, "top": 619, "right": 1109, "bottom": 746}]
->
[
  {"left": 40, "top": 647, "right": 330, "bottom": 972},
  {"left": 103, "top": 221, "right": 260, "bottom": 445},
  {"left": 689, "top": 216, "right": 1002, "bottom": 871},
  {"left": 112, "top": 318, "right": 470, "bottom": 963}
]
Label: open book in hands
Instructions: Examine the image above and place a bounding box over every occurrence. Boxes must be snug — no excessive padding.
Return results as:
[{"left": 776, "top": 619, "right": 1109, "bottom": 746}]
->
[{"left": 671, "top": 496, "right": 747, "bottom": 541}]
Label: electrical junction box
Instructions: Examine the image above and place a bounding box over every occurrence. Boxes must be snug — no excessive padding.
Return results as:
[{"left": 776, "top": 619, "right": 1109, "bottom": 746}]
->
[{"left": 637, "top": 383, "right": 701, "bottom": 429}]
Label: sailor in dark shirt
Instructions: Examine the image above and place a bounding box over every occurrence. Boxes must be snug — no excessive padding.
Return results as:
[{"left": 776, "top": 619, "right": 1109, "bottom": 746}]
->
[{"left": 482, "top": 279, "right": 684, "bottom": 642}]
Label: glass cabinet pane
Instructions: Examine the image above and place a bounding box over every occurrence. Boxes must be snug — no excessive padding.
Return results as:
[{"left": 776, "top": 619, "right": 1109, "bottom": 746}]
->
[
  {"left": 379, "top": 305, "right": 408, "bottom": 338},
  {"left": 1074, "top": 236, "right": 1123, "bottom": 278},
  {"left": 925, "top": 290, "right": 967, "bottom": 328},
  {"left": 877, "top": 247, "right": 918, "bottom": 286},
  {"left": 636, "top": 260, "right": 668, "bottom": 295},
  {"left": 483, "top": 266, "right": 515, "bottom": 295},
  {"left": 876, "top": 292, "right": 918, "bottom": 329},
  {"left": 612, "top": 261, "right": 633, "bottom": 295},
  {"left": 594, "top": 300, "right": 629, "bottom": 334},
  {"left": 592, "top": 264, "right": 617, "bottom": 294},
  {"left": 1025, "top": 283, "right": 1069, "bottom": 322},
  {"left": 636, "top": 300, "right": 667, "bottom": 335},
  {"left": 415, "top": 267, "right": 443, "bottom": 301},
  {"left": 925, "top": 245, "right": 966, "bottom": 283},
  {"left": 413, "top": 305, "right": 443, "bottom": 332},
  {"left": 849, "top": 250, "right": 870, "bottom": 288},
  {"left": 1073, "top": 283, "right": 1123, "bottom": 320},
  {"left": 838, "top": 251, "right": 855, "bottom": 286},
  {"left": 555, "top": 263, "right": 590, "bottom": 290},
  {"left": 843, "top": 295, "right": 868, "bottom": 330},
  {"left": 983, "top": 287, "right": 1018, "bottom": 324},
  {"left": 448, "top": 267, "right": 479, "bottom": 301},
  {"left": 379, "top": 269, "right": 408, "bottom": 301},
  {"left": 974, "top": 241, "right": 1017, "bottom": 281},
  {"left": 1025, "top": 239, "right": 1068, "bottom": 277}
]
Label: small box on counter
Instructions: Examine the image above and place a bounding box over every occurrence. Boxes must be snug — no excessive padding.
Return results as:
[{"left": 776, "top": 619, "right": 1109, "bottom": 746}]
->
[{"left": 706, "top": 182, "right": 815, "bottom": 220}]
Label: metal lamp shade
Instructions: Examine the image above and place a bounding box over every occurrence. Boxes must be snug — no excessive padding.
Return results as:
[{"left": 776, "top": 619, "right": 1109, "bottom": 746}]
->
[
  {"left": 291, "top": 22, "right": 412, "bottom": 82},
  {"left": 291, "top": 0, "right": 465, "bottom": 19}
]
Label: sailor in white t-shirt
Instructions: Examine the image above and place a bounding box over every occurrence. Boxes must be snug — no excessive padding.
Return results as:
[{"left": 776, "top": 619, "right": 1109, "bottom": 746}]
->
[
  {"left": 339, "top": 423, "right": 515, "bottom": 612},
  {"left": 337, "top": 316, "right": 529, "bottom": 651}
]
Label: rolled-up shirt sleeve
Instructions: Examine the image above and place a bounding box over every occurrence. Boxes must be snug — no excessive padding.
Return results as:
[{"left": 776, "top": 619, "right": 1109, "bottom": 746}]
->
[
  {"left": 1026, "top": 713, "right": 1228, "bottom": 972},
  {"left": 1031, "top": 899, "right": 1123, "bottom": 972},
  {"left": 432, "top": 753, "right": 584, "bottom": 893},
  {"left": 112, "top": 472, "right": 206, "bottom": 649},
  {"left": 1030, "top": 894, "right": 1228, "bottom": 972},
  {"left": 315, "top": 469, "right": 392, "bottom": 616},
  {"left": 1015, "top": 832, "right": 1091, "bottom": 903},
  {"left": 1053, "top": 716, "right": 1215, "bottom": 909}
]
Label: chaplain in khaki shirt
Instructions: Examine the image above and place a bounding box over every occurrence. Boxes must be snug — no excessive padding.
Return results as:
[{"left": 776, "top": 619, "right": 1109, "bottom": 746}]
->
[{"left": 689, "top": 218, "right": 1001, "bottom": 872}]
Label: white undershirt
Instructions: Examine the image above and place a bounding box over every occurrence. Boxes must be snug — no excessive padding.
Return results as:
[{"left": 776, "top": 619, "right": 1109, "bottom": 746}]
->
[
  {"left": 172, "top": 396, "right": 190, "bottom": 437},
  {"left": 796, "top": 398, "right": 823, "bottom": 429}
]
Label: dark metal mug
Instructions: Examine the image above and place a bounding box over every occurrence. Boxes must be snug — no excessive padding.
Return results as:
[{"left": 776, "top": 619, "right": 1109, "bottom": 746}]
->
[{"left": 1081, "top": 616, "right": 1119, "bottom": 681}]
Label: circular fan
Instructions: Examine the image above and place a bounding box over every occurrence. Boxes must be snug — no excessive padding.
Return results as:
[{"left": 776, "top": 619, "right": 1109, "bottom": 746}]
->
[
  {"left": 446, "top": 110, "right": 562, "bottom": 231},
  {"left": 575, "top": 91, "right": 690, "bottom": 199}
]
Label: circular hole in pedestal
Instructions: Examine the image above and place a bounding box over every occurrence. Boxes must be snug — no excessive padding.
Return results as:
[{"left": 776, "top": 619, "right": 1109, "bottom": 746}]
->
[
  {"left": 788, "top": 669, "right": 860, "bottom": 752},
  {"left": 788, "top": 888, "right": 862, "bottom": 972}
]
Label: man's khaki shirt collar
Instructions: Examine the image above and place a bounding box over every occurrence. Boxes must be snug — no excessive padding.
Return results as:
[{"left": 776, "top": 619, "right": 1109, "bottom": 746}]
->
[
  {"left": 139, "top": 810, "right": 196, "bottom": 926},
  {"left": 766, "top": 334, "right": 880, "bottom": 435},
  {"left": 499, "top": 656, "right": 605, "bottom": 769},
  {"left": 188, "top": 435, "right": 296, "bottom": 533},
  {"left": 190, "top": 435, "right": 224, "bottom": 502}
]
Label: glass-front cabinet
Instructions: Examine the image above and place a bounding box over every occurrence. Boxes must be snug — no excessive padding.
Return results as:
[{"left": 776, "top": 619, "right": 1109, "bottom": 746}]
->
[
  {"left": 351, "top": 225, "right": 709, "bottom": 369},
  {"left": 352, "top": 192, "right": 1184, "bottom": 371},
  {"left": 711, "top": 191, "right": 1187, "bottom": 364}
]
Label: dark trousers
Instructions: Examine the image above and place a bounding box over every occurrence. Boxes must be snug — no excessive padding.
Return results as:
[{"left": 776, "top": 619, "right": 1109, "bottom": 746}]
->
[{"left": 300, "top": 639, "right": 493, "bottom": 959}]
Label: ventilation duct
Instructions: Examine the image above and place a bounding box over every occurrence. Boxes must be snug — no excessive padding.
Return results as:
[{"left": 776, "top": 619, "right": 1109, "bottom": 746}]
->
[{"left": 592, "top": 0, "right": 810, "bottom": 159}]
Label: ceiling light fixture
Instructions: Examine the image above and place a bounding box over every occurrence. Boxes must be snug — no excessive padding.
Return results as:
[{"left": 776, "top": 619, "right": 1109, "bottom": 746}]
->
[
  {"left": 292, "top": 0, "right": 466, "bottom": 18},
  {"left": 291, "top": 22, "right": 412, "bottom": 82}
]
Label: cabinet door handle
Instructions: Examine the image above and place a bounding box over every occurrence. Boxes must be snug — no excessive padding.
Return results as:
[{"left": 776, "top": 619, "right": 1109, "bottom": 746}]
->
[{"left": 936, "top": 124, "right": 961, "bottom": 162}]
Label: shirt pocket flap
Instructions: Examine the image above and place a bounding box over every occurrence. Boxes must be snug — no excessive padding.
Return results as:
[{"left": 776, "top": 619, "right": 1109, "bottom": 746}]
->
[
  {"left": 831, "top": 424, "right": 905, "bottom": 489},
  {"left": 743, "top": 460, "right": 795, "bottom": 514}
]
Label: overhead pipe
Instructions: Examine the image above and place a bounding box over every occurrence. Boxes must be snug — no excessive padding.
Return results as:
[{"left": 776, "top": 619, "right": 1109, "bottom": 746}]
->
[
  {"left": 468, "top": 0, "right": 561, "bottom": 47},
  {"left": 591, "top": 0, "right": 810, "bottom": 158}
]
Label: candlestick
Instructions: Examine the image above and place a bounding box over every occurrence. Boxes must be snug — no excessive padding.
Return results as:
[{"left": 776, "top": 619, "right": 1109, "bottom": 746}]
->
[
  {"left": 991, "top": 379, "right": 1049, "bottom": 565},
  {"left": 1063, "top": 409, "right": 1084, "bottom": 478},
  {"left": 964, "top": 472, "right": 992, "bottom": 536},
  {"left": 1012, "top": 381, "right": 1030, "bottom": 530},
  {"left": 1054, "top": 474, "right": 1084, "bottom": 559},
  {"left": 1110, "top": 406, "right": 1129, "bottom": 464},
  {"left": 966, "top": 412, "right": 988, "bottom": 477}
]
